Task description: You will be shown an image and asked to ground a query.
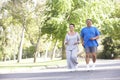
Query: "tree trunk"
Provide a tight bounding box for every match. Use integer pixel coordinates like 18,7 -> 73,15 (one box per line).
45,41 -> 51,59
44,35 -> 52,60
33,25 -> 41,63
62,39 -> 66,59
51,40 -> 58,60
3,54 -> 6,61
17,27 -> 25,63
34,37 -> 40,63
13,54 -> 16,60
34,52 -> 37,63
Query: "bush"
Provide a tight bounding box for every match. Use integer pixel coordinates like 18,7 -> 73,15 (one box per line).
22,46 -> 35,58
97,37 -> 118,59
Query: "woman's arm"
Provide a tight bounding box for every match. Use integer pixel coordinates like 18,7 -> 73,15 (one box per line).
74,32 -> 80,45
64,34 -> 68,45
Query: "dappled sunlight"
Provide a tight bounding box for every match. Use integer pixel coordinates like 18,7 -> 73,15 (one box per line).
0,0 -> 119,65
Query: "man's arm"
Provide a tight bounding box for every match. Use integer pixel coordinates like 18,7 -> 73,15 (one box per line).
90,36 -> 99,40
81,37 -> 84,46
90,27 -> 100,40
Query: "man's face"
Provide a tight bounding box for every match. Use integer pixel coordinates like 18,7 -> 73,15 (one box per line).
86,20 -> 92,27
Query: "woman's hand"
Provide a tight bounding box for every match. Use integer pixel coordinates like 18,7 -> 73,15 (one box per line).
74,42 -> 79,45
65,42 -> 68,45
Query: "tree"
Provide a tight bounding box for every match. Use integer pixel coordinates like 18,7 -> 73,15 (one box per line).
4,0 -> 38,62
0,0 -> 22,61
42,0 -> 74,59
24,0 -> 46,62
98,1 -> 120,59
0,0 -> 46,62
43,0 -> 116,59
101,1 -> 120,40
0,0 -> 119,61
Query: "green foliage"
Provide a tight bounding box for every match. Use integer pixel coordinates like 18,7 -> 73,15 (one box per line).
98,37 -> 118,59
23,46 -> 35,58
0,0 -> 43,61
68,9 -> 81,24
44,0 -> 116,40
0,0 -> 120,61
44,0 -> 73,41
101,18 -> 120,40
72,0 -> 86,9
46,0 -> 73,16
101,2 -> 120,40
43,0 -> 120,59
111,2 -> 120,18
42,15 -> 68,41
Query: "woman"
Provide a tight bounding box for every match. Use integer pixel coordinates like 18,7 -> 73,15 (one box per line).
64,24 -> 80,71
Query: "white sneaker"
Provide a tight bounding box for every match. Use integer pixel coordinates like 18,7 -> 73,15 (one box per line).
69,69 -> 76,72
86,64 -> 90,71
74,65 -> 78,71
75,64 -> 79,69
91,63 -> 96,70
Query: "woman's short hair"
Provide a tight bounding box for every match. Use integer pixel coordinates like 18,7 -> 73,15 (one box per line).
69,24 -> 75,27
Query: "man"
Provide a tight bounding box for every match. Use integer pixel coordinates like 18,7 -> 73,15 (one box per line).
80,19 -> 100,71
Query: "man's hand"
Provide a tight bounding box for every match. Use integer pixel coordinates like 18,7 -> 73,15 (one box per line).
90,37 -> 96,40
90,36 -> 99,40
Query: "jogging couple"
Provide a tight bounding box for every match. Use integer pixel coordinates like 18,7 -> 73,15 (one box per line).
64,19 -> 100,71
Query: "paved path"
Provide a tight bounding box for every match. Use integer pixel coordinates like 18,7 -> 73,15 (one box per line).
0,59 -> 120,80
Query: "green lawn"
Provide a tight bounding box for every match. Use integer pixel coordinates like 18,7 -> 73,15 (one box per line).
0,59 -> 67,68
0,58 -> 84,69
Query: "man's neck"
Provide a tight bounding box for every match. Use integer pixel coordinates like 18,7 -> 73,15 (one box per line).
87,25 -> 92,27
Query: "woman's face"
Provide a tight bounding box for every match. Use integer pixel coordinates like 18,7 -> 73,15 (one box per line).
69,25 -> 74,32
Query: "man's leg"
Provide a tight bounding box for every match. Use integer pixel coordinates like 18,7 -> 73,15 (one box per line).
86,54 -> 90,64
91,47 -> 97,70
85,47 -> 91,71
92,53 -> 96,63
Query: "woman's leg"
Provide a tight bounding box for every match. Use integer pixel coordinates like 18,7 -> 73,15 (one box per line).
71,48 -> 78,69
66,50 -> 72,69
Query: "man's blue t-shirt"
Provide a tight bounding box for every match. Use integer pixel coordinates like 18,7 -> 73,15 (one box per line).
80,26 -> 100,48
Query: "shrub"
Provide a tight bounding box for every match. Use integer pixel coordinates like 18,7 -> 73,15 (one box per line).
98,37 -> 118,59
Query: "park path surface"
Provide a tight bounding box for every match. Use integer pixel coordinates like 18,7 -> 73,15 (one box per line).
0,59 -> 120,80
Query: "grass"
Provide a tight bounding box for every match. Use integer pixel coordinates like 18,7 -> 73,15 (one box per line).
0,59 -> 67,68
0,60 -> 66,73
0,59 -> 68,73
0,58 -> 84,69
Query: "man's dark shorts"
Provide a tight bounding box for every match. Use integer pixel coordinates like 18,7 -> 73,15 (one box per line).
85,47 -> 97,53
